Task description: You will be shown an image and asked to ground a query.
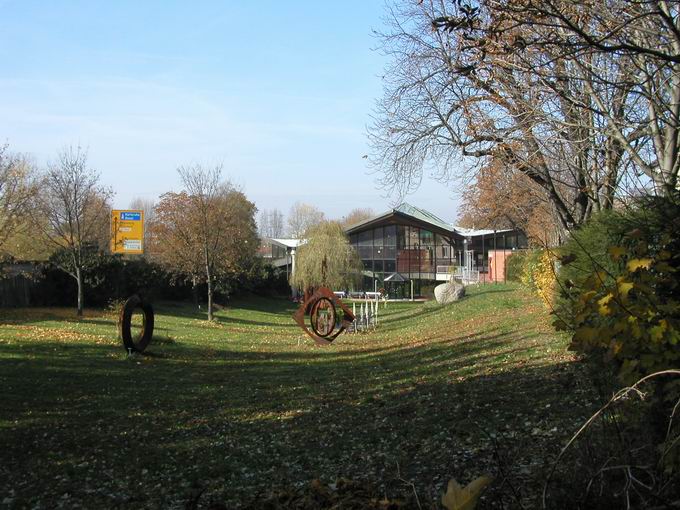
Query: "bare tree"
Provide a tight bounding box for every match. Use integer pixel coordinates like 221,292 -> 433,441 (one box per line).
179,164 -> 222,321
258,208 -> 285,238
341,208 -> 375,228
287,202 -> 325,238
0,146 -> 37,255
488,0 -> 680,196
128,196 -> 156,248
35,146 -> 112,316
370,0 -> 646,233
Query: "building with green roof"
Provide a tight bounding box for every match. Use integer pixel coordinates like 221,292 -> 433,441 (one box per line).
345,203 -> 527,298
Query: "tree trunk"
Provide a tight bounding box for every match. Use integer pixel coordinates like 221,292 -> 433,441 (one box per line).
192,276 -> 199,309
76,266 -> 84,317
206,265 -> 213,321
207,279 -> 213,321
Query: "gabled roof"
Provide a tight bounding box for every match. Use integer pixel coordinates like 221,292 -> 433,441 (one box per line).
343,202 -> 524,242
384,272 -> 409,282
345,202 -> 458,237
393,203 -> 453,232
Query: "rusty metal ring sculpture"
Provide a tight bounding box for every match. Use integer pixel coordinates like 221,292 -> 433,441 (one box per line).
119,294 -> 154,353
293,287 -> 355,345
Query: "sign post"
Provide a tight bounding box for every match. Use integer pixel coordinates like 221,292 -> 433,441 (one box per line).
111,210 -> 144,254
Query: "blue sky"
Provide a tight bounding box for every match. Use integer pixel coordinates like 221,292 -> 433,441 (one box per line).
0,1 -> 462,223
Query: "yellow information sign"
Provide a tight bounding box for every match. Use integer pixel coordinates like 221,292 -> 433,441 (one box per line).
111,210 -> 144,254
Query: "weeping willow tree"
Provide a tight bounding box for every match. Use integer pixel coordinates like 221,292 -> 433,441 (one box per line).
291,221 -> 361,292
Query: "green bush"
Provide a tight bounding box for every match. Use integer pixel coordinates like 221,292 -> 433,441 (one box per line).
554,196 -> 680,478
505,251 -> 528,282
519,249 -> 544,290
554,209 -> 623,320
420,284 -> 436,298
555,196 -> 680,386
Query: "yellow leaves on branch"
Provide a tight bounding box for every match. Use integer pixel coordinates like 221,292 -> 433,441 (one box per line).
519,249 -> 558,308
626,258 -> 654,272
533,251 -> 557,308
608,246 -> 626,261
441,475 -> 493,510
616,277 -> 634,301
597,293 -> 614,316
569,231 -> 680,383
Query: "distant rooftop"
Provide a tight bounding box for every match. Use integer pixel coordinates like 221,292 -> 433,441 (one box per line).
270,238 -> 305,249
453,226 -> 514,237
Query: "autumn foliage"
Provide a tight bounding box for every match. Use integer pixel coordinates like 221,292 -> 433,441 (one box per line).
458,159 -> 561,246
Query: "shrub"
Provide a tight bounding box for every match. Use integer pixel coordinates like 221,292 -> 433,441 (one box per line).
555,196 -> 680,387
507,249 -> 557,307
420,284 -> 436,298
531,250 -> 558,308
505,251 -> 527,282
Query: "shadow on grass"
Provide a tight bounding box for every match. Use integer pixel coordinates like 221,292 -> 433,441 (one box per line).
0,284 -> 591,508
213,316 -> 299,328
0,329 -> 591,509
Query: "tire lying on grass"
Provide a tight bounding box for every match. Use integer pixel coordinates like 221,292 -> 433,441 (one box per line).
119,294 -> 154,353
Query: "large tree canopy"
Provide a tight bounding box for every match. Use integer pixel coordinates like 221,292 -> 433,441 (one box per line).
370,0 -> 678,234
287,202 -> 325,239
34,146 -> 112,315
148,165 -> 258,320
0,146 -> 37,256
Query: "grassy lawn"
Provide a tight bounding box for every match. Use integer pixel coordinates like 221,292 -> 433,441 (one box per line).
0,284 -> 598,509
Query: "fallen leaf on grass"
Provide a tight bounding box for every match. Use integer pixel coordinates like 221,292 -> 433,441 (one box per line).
441,475 -> 492,510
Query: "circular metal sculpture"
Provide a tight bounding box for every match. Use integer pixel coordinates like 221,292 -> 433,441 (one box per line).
293,287 -> 355,345
119,294 -> 154,353
310,297 -> 336,337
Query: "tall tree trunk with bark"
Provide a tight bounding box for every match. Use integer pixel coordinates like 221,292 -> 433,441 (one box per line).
205,247 -> 213,321
76,266 -> 84,317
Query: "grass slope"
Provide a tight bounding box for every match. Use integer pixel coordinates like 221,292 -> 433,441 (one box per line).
0,284 -> 596,508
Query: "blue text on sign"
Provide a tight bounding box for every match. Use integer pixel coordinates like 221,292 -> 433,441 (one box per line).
121,212 -> 141,221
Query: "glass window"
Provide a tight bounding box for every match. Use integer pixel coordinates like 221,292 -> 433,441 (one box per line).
420,229 -> 434,246
421,247 -> 434,272
384,260 -> 396,272
383,246 -> 396,259
408,227 -> 419,249
349,234 -> 358,245
397,225 -> 407,249
358,230 -> 372,246
363,260 -> 373,271
407,248 -> 420,272
373,246 -> 385,259
517,232 -> 528,248
385,225 -> 396,246
358,246 -> 372,259
373,227 -> 384,246
374,260 -> 383,272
